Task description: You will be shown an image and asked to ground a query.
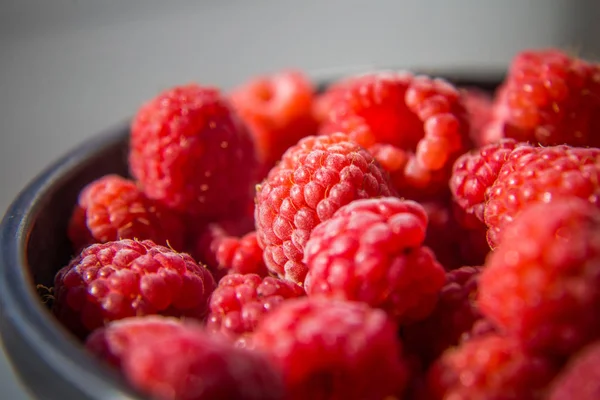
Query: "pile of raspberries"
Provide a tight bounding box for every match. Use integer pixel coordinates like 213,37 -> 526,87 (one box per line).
52,48 -> 600,400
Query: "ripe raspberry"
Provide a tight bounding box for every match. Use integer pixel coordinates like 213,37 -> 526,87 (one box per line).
252,297 -> 409,400
485,49 -> 600,147
207,273 -> 304,339
484,145 -> 600,248
548,341 -> 600,400
320,71 -> 471,197
402,266 -> 482,365
303,197 -> 446,323
462,87 -> 495,147
450,138 -> 521,221
67,175 -> 185,253
479,199 -> 600,355
427,335 -> 559,400
52,239 -> 216,337
86,316 -> 285,400
229,70 -> 317,173
255,133 -> 395,284
129,83 -> 258,218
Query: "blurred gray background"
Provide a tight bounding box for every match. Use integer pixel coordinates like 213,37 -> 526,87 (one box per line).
1,0 -> 599,398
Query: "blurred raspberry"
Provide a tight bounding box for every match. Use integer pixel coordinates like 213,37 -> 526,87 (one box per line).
53,239 -> 215,338
86,316 -> 284,400
252,297 -> 409,400
207,273 -> 304,339
548,341 -> 600,400
129,83 -> 258,219
485,48 -> 600,147
230,70 -> 317,175
303,197 -> 446,323
462,87 -> 495,147
255,133 -> 395,284
68,174 -> 185,253
479,199 -> 600,355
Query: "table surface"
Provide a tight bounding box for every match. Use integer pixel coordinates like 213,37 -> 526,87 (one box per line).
1,1 -> 599,398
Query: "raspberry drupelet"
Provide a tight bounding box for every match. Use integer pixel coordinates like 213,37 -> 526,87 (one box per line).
303,197 -> 446,323
320,71 -> 472,198
547,341 -> 600,400
254,133 -> 395,284
129,83 -> 259,219
252,297 -> 409,400
229,70 -> 318,175
68,174 -> 185,253
479,199 -> 600,356
485,48 -> 600,147
53,239 -> 216,338
427,334 -> 559,400
207,273 -> 305,339
86,316 -> 285,400
483,144 -> 600,248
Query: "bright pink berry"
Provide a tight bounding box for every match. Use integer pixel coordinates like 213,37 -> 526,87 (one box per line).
548,341 -> 600,400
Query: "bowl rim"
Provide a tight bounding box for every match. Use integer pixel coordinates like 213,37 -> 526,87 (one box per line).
0,66 -> 505,399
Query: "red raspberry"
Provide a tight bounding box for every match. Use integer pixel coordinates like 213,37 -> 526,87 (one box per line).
320,71 -> 471,197
484,145 -> 600,248
450,138 -> 522,221
230,70 -> 317,173
129,83 -> 258,218
485,49 -> 600,147
207,273 -> 304,339
479,199 -> 600,355
548,341 -> 600,400
303,197 -> 446,323
252,297 -> 409,400
52,239 -> 216,338
255,133 -> 395,284
86,316 -> 285,400
462,87 -> 495,147
402,266 -> 482,366
191,215 -> 255,266
67,175 -> 185,253
427,335 -> 559,400
214,232 -> 269,278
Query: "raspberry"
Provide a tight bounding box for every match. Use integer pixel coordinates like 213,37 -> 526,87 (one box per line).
427,335 -> 559,400
52,239 -> 216,337
214,232 -> 269,278
450,138 -> 521,221
479,199 -> 600,355
548,341 -> 600,400
255,133 -> 395,284
484,145 -> 600,248
402,266 -> 482,365
485,49 -> 600,147
67,175 -> 185,253
207,273 -> 304,339
303,197 -> 446,323
230,70 -> 317,173
252,297 -> 409,400
129,83 -> 258,218
86,316 -> 285,400
320,71 -> 471,197
462,87 -> 495,147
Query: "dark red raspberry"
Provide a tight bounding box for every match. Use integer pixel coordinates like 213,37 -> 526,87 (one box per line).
485,49 -> 600,147
450,138 -> 522,221
129,83 -> 258,219
462,87 -> 495,147
320,71 -> 471,197
484,145 -> 600,248
67,175 -> 185,253
252,297 -> 409,400
479,198 -> 600,355
427,335 -> 559,400
207,273 -> 304,339
86,316 -> 285,400
229,70 -> 317,173
548,341 -> 600,400
402,266 -> 482,366
255,133 -> 395,284
303,197 -> 446,323
53,239 -> 216,338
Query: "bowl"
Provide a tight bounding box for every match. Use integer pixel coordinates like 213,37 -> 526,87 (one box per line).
0,68 -> 503,400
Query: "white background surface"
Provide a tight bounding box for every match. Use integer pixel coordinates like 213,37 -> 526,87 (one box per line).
1,1 -> 599,398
